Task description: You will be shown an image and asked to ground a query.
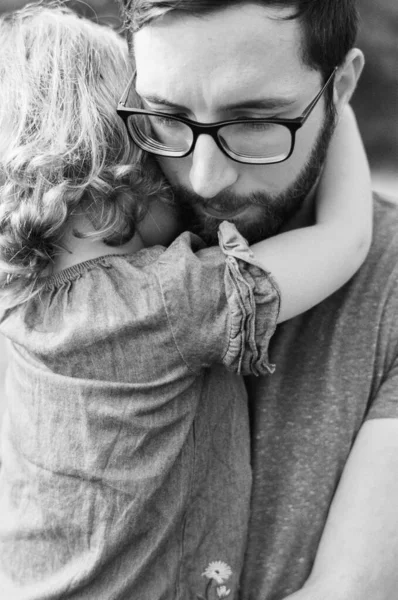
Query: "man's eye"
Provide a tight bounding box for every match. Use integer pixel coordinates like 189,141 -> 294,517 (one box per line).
242,121 -> 274,132
152,115 -> 184,128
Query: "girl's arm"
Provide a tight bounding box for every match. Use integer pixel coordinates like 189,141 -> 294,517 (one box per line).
250,105 -> 372,323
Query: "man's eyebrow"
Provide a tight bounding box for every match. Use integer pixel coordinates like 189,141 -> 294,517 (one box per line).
140,95 -> 186,109
223,97 -> 297,110
140,94 -> 297,111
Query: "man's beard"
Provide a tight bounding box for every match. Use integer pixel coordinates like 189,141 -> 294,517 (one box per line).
167,107 -> 336,245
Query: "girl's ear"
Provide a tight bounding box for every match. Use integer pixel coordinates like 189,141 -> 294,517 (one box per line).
333,48 -> 365,115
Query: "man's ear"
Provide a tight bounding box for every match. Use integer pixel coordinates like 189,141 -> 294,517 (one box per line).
333,48 -> 365,114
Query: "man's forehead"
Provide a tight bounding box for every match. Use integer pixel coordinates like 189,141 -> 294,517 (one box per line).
133,4 -> 301,61
133,4 -> 308,106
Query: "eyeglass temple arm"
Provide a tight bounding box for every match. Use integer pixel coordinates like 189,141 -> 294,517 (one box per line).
118,72 -> 137,108
300,66 -> 338,124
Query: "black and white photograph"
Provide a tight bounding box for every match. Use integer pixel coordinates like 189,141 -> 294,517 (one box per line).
0,1 -> 397,598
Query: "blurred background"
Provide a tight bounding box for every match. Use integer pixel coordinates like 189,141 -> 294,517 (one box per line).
0,0 -> 397,409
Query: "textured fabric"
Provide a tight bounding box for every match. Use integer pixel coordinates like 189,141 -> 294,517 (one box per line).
0,222 -> 280,600
240,195 -> 398,600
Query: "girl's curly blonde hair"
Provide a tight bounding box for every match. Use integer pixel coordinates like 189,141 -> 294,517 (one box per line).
0,1 -> 170,308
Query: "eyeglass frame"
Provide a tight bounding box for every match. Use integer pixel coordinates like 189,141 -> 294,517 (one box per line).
117,67 -> 337,165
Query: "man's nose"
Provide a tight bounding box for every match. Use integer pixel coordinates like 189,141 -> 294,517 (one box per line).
189,134 -> 238,198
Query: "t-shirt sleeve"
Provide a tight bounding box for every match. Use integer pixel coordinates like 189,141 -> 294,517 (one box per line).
365,271 -> 398,421
156,221 -> 280,376
367,360 -> 398,420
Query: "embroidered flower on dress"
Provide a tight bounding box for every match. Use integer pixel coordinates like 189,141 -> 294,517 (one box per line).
202,561 -> 232,585
217,585 -> 231,598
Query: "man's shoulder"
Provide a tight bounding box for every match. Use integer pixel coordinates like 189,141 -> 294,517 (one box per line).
337,192 -> 398,316
372,192 -> 398,250
367,192 -> 398,268
302,192 -> 398,329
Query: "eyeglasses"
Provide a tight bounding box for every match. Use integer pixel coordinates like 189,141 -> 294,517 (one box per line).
117,68 -> 337,165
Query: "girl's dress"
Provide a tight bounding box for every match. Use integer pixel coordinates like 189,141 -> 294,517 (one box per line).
0,222 -> 279,600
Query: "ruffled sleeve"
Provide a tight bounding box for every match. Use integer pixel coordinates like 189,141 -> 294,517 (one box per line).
156,221 -> 280,376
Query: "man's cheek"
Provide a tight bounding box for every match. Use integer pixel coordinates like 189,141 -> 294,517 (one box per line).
157,156 -> 188,187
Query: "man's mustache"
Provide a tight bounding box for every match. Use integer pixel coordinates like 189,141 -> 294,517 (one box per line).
171,187 -> 280,211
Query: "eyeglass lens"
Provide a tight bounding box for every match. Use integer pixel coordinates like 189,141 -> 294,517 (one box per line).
127,114 -> 292,161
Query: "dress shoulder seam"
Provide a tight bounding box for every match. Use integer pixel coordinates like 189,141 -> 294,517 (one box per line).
42,254 -> 131,289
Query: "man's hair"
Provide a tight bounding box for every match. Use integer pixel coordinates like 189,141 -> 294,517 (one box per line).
117,0 -> 359,78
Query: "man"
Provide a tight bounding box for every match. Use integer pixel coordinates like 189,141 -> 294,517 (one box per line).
116,1 -> 398,599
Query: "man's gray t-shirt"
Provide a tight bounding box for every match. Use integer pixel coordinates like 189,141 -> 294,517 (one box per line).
241,195 -> 398,600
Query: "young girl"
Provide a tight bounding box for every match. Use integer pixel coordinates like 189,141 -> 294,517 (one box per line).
0,3 -> 372,599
